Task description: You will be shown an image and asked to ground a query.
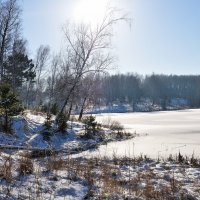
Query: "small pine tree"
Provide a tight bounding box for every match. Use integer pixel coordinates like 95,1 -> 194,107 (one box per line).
50,103 -> 58,115
82,115 -> 101,138
56,112 -> 67,133
40,103 -> 48,113
178,151 -> 184,163
44,112 -> 52,130
42,112 -> 52,140
0,83 -> 23,133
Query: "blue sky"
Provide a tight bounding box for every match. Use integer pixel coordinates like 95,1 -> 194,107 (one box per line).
21,0 -> 200,75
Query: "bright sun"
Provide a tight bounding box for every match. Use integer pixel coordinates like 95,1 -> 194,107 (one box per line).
72,0 -> 109,25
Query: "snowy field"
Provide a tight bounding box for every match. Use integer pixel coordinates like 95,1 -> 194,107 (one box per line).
1,110 -> 200,199
93,109 -> 200,159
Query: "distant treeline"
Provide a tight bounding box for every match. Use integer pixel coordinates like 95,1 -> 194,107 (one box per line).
1,0 -> 199,120
102,74 -> 200,109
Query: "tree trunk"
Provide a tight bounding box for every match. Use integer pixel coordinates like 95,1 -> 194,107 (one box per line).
0,45 -> 5,81
78,97 -> 87,121
5,109 -> 8,133
58,81 -> 78,118
67,100 -> 73,120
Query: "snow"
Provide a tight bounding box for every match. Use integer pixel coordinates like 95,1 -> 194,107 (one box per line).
0,111 -> 97,152
1,109 -> 200,160
84,98 -> 189,114
1,151 -> 200,199
0,110 -> 200,199
0,110 -> 131,158
94,109 -> 200,159
0,158 -> 88,199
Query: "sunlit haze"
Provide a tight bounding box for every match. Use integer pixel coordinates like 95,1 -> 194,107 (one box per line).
72,0 -> 109,25
21,0 -> 200,75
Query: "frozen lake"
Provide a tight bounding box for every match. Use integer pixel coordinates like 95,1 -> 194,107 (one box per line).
92,109 -> 200,159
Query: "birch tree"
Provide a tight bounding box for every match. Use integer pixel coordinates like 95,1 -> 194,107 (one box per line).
58,8 -> 129,116
0,0 -> 21,80
34,45 -> 50,106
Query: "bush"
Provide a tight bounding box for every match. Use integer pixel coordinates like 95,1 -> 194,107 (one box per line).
0,156 -> 13,182
102,118 -> 129,139
56,112 -> 67,133
82,116 -> 101,138
0,83 -> 23,133
44,112 -> 52,130
40,112 -> 53,140
50,103 -> 59,115
18,157 -> 34,175
40,103 -> 48,113
178,152 -> 184,163
190,154 -> 199,167
47,155 -> 65,171
110,120 -> 124,133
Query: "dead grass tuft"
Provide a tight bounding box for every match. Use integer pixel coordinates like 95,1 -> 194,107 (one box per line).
0,156 -> 13,182
47,154 -> 66,171
18,156 -> 34,175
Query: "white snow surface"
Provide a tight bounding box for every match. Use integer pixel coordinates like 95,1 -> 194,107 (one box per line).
0,110 -> 200,199
1,109 -> 200,159
0,111 -> 89,151
1,154 -> 200,199
93,109 -> 200,159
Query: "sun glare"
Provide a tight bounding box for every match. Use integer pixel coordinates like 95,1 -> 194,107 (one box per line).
73,0 -> 109,25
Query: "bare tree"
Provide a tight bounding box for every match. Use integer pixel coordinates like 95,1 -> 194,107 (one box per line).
34,45 -> 50,107
77,73 -> 102,121
0,0 -> 21,80
58,8 -> 129,116
12,38 -> 27,55
46,54 -> 60,109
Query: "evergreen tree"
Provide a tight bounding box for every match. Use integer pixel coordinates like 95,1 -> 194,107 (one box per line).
44,112 -> 52,131
0,83 -> 23,133
4,52 -> 35,90
56,112 -> 67,133
50,103 -> 59,115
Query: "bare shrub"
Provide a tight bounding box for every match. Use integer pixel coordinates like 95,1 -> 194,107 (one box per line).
69,115 -> 78,122
190,154 -> 200,167
0,156 -> 13,182
47,154 -> 65,171
110,120 -> 124,132
18,157 -> 34,175
102,118 -> 132,139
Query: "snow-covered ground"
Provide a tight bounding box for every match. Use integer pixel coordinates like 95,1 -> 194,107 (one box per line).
1,154 -> 200,199
0,111 -> 111,152
0,110 -> 133,159
93,109 -> 200,159
1,110 -> 200,199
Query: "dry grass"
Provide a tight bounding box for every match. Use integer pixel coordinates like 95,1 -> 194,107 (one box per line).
18,156 -> 34,175
0,156 -> 13,182
46,154 -> 66,171
0,153 -> 199,199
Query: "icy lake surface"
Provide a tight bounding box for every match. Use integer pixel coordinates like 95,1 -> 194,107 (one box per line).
93,109 -> 200,159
